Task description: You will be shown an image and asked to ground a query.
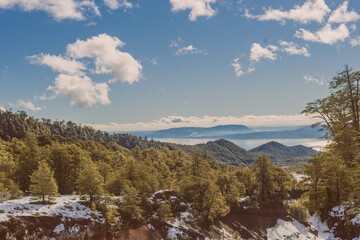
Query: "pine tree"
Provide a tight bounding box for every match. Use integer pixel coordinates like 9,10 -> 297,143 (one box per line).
77,159 -> 104,205
29,161 -> 58,203
252,155 -> 275,202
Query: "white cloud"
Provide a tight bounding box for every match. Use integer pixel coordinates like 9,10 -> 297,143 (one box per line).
350,36 -> 360,47
88,114 -> 315,131
328,1 -> 360,24
295,24 -> 350,45
245,0 -> 330,24
104,0 -> 132,10
29,34 -> 141,108
176,45 -> 207,56
27,54 -> 85,75
67,34 -> 142,84
250,43 -> 278,62
0,105 -> 5,112
170,0 -> 217,21
304,75 -> 326,85
170,38 -> 208,56
231,57 -> 254,78
279,41 -> 310,57
15,100 -> 43,111
48,74 -> 110,108
0,0 -> 100,21
231,58 -> 244,77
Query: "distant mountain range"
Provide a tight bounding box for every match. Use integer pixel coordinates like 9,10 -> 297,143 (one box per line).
145,124 -> 324,140
195,139 -> 317,166
149,125 -> 251,138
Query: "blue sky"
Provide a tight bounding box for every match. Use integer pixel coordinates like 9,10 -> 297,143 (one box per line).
0,0 -> 359,130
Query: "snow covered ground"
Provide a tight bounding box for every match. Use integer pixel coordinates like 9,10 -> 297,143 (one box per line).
0,195 -> 102,222
267,216 -> 340,240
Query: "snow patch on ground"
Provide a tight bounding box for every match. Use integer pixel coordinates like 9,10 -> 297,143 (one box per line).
351,214 -> 360,225
53,223 -> 65,234
308,215 -> 339,240
0,195 -> 102,222
330,206 -> 346,220
267,219 -> 319,240
293,173 -> 306,182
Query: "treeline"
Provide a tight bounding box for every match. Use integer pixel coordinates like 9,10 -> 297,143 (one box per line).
0,110 -> 172,150
302,65 -> 360,213
0,114 -> 298,225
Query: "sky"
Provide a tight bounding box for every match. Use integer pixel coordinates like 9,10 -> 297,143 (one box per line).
0,0 -> 360,131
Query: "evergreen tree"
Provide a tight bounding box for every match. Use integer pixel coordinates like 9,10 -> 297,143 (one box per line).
77,159 -> 104,205
29,161 -> 58,203
252,155 -> 275,202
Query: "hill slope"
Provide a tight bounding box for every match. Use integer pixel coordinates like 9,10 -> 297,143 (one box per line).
250,141 -> 317,164
196,139 -> 257,166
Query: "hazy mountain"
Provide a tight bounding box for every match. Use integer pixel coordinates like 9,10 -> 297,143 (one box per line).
149,125 -> 252,138
226,126 -> 324,139
196,139 -> 257,166
147,125 -> 324,140
250,141 -> 317,164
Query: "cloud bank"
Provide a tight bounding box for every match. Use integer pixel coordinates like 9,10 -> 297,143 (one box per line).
89,114 -> 315,131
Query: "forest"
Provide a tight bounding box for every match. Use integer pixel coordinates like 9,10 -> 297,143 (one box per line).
0,66 -> 360,238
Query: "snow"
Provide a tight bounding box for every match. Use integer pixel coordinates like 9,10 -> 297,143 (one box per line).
308,215 -> 339,240
0,195 -> 103,222
267,219 -> 319,240
53,224 -> 65,234
166,210 -> 194,239
351,214 -> 360,225
330,206 -> 346,220
148,224 -> 155,230
293,173 -> 306,182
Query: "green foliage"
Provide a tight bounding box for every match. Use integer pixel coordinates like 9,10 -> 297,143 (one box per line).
29,161 -> 58,203
251,155 -> 294,203
285,199 -> 310,222
119,184 -> 144,221
303,65 -> 360,213
157,202 -> 174,222
77,158 -> 104,205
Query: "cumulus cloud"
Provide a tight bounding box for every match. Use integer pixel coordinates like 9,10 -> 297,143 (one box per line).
67,34 -> 142,84
245,0 -> 330,24
104,0 -> 132,10
29,34 -> 141,108
295,23 -> 350,45
350,36 -> 360,47
279,41 -> 310,57
15,100 -> 43,111
250,43 -> 278,62
27,54 -> 85,75
328,1 -> 360,24
0,0 -> 100,21
170,0 -> 217,21
0,105 -> 5,112
88,114 -> 315,131
304,75 -> 326,85
48,74 -> 110,108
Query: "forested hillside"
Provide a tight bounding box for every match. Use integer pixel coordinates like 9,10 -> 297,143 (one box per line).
0,109 -> 298,218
